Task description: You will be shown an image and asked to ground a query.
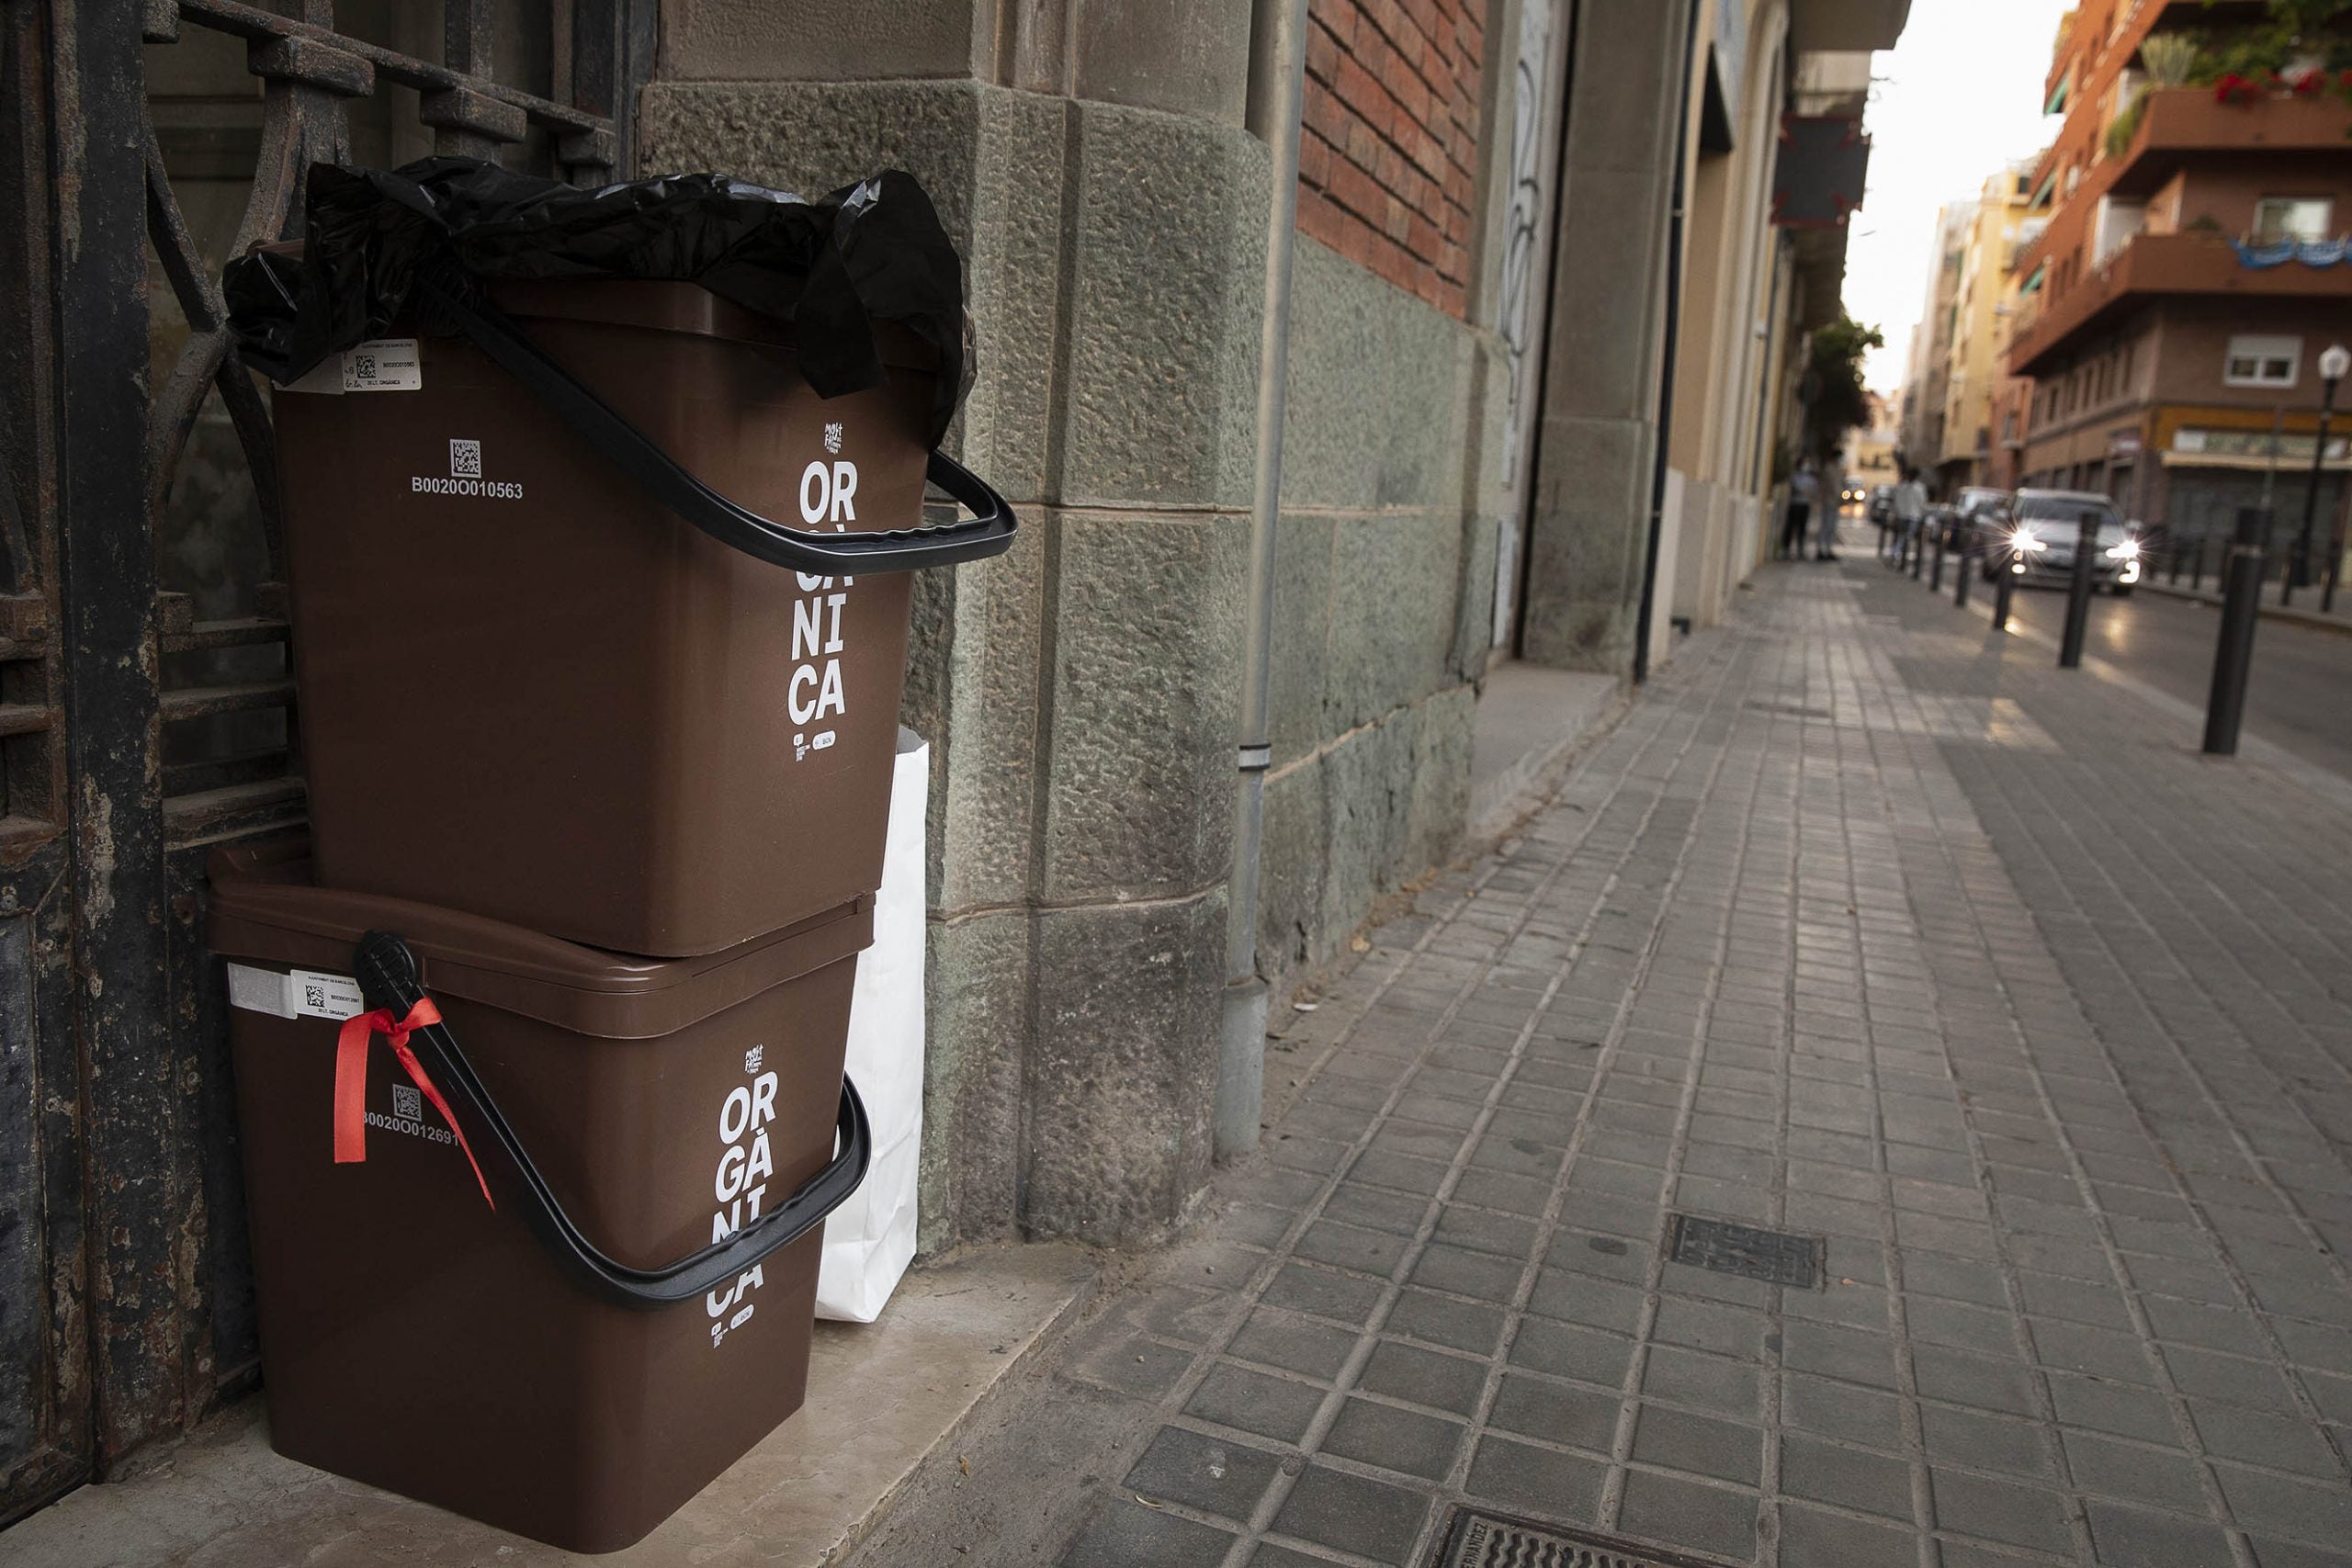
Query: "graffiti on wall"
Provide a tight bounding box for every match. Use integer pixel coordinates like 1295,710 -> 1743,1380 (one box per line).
1498,0 -> 1556,483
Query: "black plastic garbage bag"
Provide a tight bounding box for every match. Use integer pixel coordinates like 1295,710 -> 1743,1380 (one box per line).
224,156 -> 967,442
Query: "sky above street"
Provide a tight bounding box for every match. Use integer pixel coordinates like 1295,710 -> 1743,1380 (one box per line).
1846,0 -> 2075,394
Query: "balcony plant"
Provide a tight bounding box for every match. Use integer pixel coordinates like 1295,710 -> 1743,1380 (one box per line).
2142,32 -> 2199,86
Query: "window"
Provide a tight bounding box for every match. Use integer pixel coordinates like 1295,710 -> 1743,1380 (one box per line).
2225,334 -> 2301,388
2253,198 -> 2333,243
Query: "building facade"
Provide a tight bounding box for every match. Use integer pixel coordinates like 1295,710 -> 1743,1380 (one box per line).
1935,162 -> 2039,491
2005,0 -> 2352,561
0,0 -> 1905,1519
1896,200 -> 1975,481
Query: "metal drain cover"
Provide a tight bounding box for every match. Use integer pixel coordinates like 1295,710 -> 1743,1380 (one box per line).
1668,1213 -> 1823,1289
1436,1508 -> 1739,1567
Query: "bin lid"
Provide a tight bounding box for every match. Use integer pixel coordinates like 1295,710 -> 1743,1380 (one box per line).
206,839 -> 874,1041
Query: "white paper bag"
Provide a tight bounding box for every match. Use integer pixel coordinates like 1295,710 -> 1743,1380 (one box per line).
815,728 -> 927,1322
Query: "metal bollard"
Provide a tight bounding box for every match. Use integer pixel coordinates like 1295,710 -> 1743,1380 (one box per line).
1954,536 -> 1973,608
1910,523 -> 1926,580
2203,507 -> 2271,755
2169,541 -> 2183,585
1930,521 -> 1947,591
2058,509 -> 2098,668
1993,549 -> 2016,630
2190,537 -> 2206,592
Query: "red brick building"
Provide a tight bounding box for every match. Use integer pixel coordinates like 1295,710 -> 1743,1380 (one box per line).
2006,0 -> 2352,574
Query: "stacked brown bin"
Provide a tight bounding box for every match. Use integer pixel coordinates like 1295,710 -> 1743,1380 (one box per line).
209,272 -> 1012,1551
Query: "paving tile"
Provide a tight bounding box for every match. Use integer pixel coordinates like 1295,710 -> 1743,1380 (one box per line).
1781,1431 -> 1914,1520
2061,1429 -> 2207,1509
2164,1346 -> 2301,1412
1525,1269 -> 1645,1335
1356,1340 -> 1488,1417
1781,1502 -> 1922,1567
1184,1362 -> 1329,1445
1320,1397 -> 1465,1483
1929,1470 -> 2074,1556
1059,1495 -> 1238,1567
2213,1462 -> 2352,1547
1228,1308 -> 1360,1382
1124,1425 -> 1284,1521
1616,1468 -> 1757,1562
1269,1464 -> 1431,1567
1509,1318 -> 1636,1389
1065,1331 -> 1200,1401
1409,1243 -> 1524,1303
1320,1182 -> 1433,1236
1430,1204 -> 1541,1259
1628,1404 -> 1763,1485
1639,1345 -> 1762,1421
1463,1435 -> 1606,1523
1919,1404 -> 2057,1480
1486,1371 -> 1618,1451
2189,1401 -> 2344,1477
2085,1500 -> 2236,1568
1384,1287 -> 1507,1356
1292,1219 -> 1409,1279
1782,1370 -> 1907,1450
2046,1371 -> 2181,1443
1261,1262 -> 1387,1326
1781,1320 -> 1902,1392
1912,1345 -> 2039,1419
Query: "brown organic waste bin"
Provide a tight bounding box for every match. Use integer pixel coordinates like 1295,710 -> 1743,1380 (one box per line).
271,276 -> 1012,955
208,840 -> 874,1552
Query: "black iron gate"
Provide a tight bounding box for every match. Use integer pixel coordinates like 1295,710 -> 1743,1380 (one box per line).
0,0 -> 650,1522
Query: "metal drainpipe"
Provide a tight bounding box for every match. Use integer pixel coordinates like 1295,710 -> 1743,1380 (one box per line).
1216,0 -> 1309,1162
1632,0 -> 1702,685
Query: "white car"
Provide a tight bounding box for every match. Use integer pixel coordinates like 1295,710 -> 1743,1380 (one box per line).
1992,489 -> 2143,595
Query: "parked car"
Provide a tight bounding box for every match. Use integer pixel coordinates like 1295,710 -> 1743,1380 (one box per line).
1951,487 -> 2014,557
1987,489 -> 2142,594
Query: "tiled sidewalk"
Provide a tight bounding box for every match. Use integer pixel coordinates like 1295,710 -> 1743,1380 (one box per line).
855,558 -> 2352,1568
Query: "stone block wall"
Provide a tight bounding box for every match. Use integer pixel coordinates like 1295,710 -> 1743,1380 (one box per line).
640,0 -> 1521,1256
641,75 -> 1267,1252
1254,236 -> 1495,1002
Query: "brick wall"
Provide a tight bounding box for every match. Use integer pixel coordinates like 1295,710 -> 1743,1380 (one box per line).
1298,0 -> 1485,319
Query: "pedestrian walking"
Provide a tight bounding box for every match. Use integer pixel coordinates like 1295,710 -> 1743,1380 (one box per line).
1892,468 -> 1928,566
1781,462 -> 1817,559
1816,461 -> 1844,560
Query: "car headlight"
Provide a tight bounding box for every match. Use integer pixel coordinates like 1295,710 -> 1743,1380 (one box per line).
2011,527 -> 2045,552
2105,538 -> 2141,559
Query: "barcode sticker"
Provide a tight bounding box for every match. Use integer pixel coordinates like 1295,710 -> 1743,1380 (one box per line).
285,969 -> 367,1021
340,339 -> 422,392
278,339 -> 424,395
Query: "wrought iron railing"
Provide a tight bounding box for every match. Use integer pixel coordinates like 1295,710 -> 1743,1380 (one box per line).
138,0 -> 644,849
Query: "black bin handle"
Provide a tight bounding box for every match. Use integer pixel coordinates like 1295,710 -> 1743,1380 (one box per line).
354,930 -> 870,1311
414,276 -> 1018,576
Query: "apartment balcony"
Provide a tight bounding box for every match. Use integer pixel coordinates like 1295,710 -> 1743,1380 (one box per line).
2107,87 -> 2352,197
2006,229 -> 2352,374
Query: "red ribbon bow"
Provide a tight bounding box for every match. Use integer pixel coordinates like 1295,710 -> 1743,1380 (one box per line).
334,997 -> 495,1209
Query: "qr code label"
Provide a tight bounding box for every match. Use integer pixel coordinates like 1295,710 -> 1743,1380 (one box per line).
340,338 -> 422,392
448,438 -> 482,479
286,969 -> 366,1021
390,1084 -> 423,1122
